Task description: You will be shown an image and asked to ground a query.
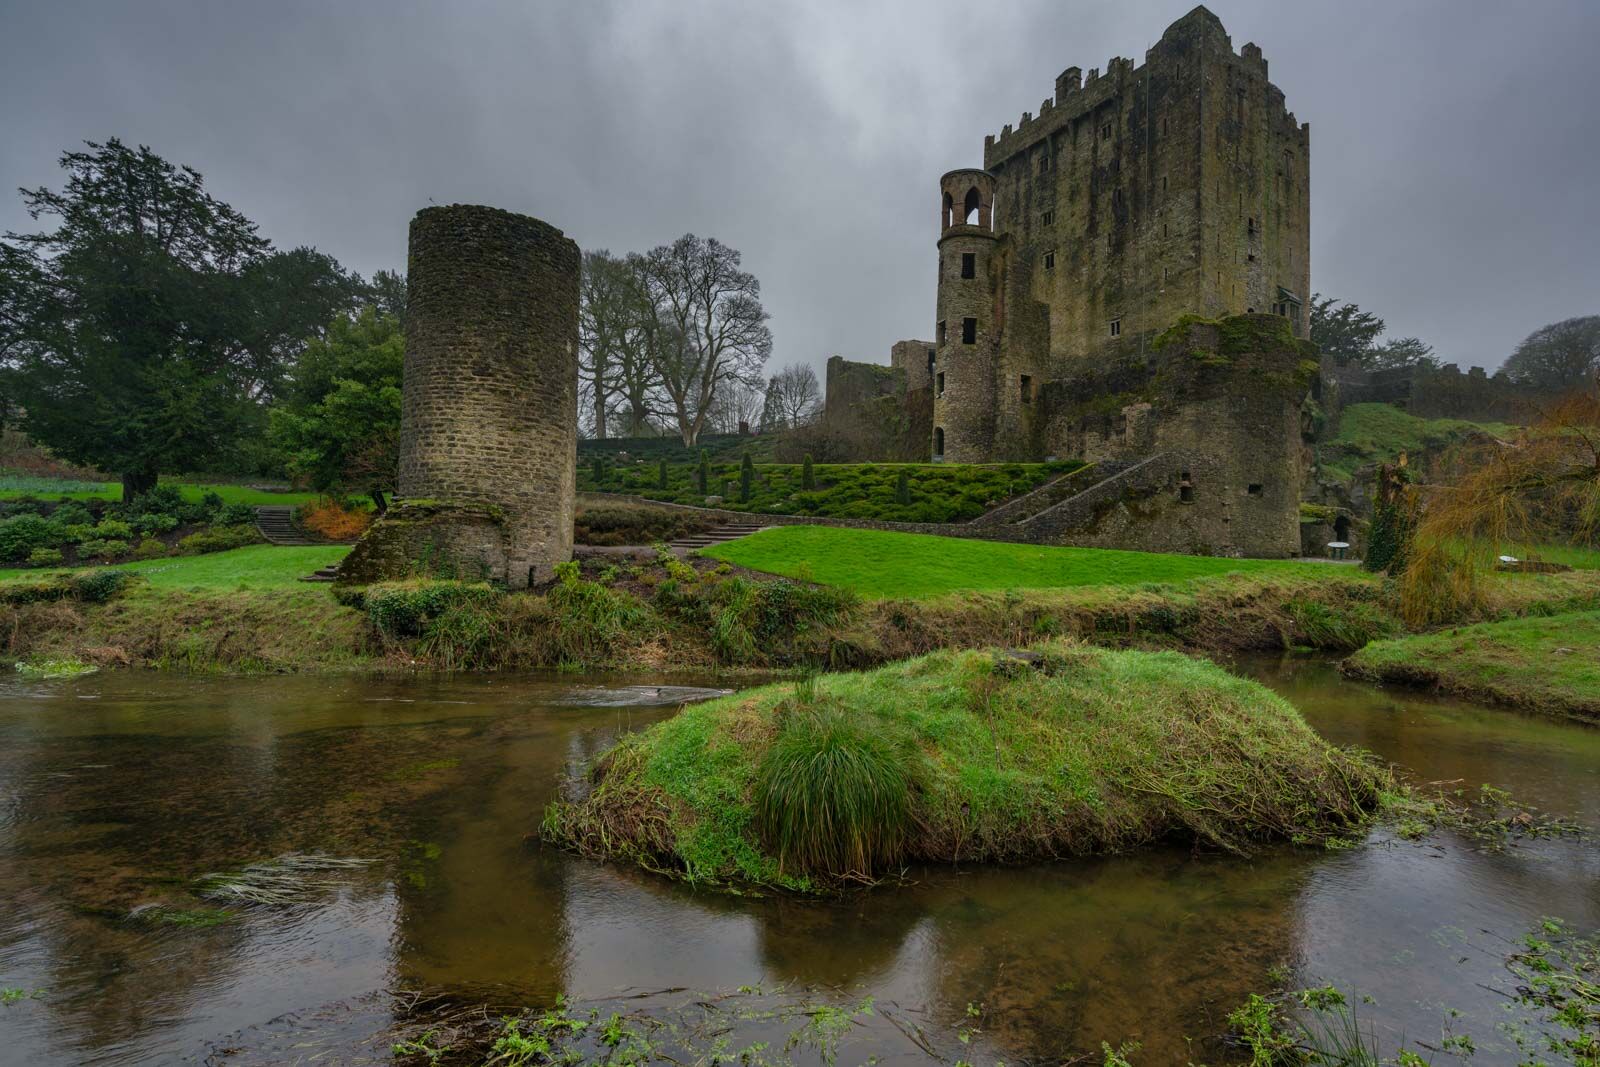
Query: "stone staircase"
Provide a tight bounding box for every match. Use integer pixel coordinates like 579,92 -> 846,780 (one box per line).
253,505 -> 317,546
667,521 -> 767,554
299,562 -> 342,583
971,463 -> 1122,527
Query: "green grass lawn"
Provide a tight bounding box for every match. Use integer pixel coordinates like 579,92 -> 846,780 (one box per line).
702,525 -> 1328,599
1345,610 -> 1600,722
0,475 -> 317,507
0,544 -> 349,591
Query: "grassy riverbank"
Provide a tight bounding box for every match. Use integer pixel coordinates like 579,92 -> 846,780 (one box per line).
702,526 -> 1329,598
1344,610 -> 1600,723
3,539 -> 1598,674
542,643 -> 1388,890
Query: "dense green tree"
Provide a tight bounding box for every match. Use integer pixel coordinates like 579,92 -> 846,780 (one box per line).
267,307 -> 401,510
0,139 -> 360,497
1309,294 -> 1386,368
1501,315 -> 1600,392
367,269 -> 408,327
1367,336 -> 1438,373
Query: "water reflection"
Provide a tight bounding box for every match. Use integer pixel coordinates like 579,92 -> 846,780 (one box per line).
0,660 -> 1595,1065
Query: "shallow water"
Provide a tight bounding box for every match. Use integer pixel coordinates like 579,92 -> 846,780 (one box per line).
0,658 -> 1595,1065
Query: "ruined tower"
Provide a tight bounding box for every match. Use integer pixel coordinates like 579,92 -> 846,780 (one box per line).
340,204 -> 580,589
930,5 -> 1311,463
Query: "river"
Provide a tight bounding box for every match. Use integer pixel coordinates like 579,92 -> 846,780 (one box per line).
0,657 -> 1595,1065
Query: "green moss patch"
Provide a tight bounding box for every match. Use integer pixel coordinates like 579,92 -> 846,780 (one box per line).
1344,610 -> 1600,723
543,643 -> 1387,890
1318,403 -> 1515,484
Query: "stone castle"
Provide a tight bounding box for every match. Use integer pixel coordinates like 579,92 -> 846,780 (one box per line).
822,7 -> 1318,556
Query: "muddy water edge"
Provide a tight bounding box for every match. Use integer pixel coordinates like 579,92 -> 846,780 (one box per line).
0,657 -> 1595,1065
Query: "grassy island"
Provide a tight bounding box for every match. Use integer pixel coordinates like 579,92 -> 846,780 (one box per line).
542,642 -> 1388,891
1344,610 -> 1600,723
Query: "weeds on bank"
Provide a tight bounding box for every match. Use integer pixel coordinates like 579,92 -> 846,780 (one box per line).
1384,782 -> 1586,851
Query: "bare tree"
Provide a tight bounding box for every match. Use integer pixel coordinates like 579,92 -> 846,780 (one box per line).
579,249 -> 631,439
763,362 -> 821,429
635,234 -> 772,446
706,375 -> 766,435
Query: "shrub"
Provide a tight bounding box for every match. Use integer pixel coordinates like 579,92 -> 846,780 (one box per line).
92,518 -> 134,541
657,457 -> 669,491
802,454 -> 815,491
175,524 -> 262,556
740,454 -> 755,503
573,505 -> 713,546
754,705 -> 910,877
133,537 -> 168,560
218,502 -> 257,526
298,497 -> 372,540
697,450 -> 710,494
49,501 -> 95,527
72,568 -> 138,602
133,512 -> 179,535
27,547 -> 65,566
894,468 -> 911,506
0,514 -> 60,561
545,560 -> 651,664
364,579 -> 501,639
81,538 -> 129,560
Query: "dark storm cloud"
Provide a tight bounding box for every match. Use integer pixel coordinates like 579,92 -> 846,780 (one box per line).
3,0 -> 1598,374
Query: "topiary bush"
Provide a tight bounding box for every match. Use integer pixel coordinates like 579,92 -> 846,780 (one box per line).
175,524 -> 263,556
133,537 -> 168,560
27,547 -> 64,566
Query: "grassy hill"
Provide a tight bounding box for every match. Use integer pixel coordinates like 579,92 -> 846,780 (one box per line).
1318,403 -> 1516,483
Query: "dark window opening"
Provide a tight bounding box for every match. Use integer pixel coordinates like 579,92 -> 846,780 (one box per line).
961,252 -> 975,279
1163,222 -> 1169,237
1109,318 -> 1122,337
934,427 -> 945,457
963,187 -> 981,225
961,317 -> 977,344
1038,153 -> 1049,174
1100,122 -> 1112,140
1248,216 -> 1259,235
1334,515 -> 1351,541
1163,266 -> 1169,283
1161,175 -> 1168,193
1042,209 -> 1054,226
1043,250 -> 1055,270
942,191 -> 954,229
926,348 -> 936,378
1247,306 -> 1255,313
936,372 -> 945,396
936,320 -> 947,345
1179,471 -> 1194,504
1020,374 -> 1033,404
1247,483 -> 1263,497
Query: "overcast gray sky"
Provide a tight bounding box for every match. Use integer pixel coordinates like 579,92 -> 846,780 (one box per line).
3,0 -> 1597,378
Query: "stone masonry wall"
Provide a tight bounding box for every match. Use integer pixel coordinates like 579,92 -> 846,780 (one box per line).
342,204 -> 580,588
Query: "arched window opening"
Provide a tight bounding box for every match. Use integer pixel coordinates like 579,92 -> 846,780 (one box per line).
964,187 -> 981,225
1334,515 -> 1350,541
942,191 -> 954,229
934,427 -> 946,458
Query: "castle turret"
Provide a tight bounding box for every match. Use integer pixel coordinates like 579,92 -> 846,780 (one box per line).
932,169 -> 1000,462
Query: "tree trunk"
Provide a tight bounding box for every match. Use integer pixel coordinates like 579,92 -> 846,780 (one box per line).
121,467 -> 157,503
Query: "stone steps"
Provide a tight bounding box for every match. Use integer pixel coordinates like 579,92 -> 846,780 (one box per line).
667,523 -> 766,553
298,563 -> 343,583
253,505 -> 316,546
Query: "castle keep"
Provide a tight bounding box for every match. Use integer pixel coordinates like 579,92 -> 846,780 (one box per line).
933,5 -> 1310,464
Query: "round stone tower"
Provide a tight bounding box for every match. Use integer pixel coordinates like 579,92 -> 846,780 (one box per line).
932,169 -> 1000,463
341,204 -> 580,590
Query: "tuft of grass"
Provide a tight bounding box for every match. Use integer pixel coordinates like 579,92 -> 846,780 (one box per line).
754,705 -> 910,878
703,526 -> 1328,599
13,653 -> 97,677
195,853 -> 374,907
545,642 -> 1388,889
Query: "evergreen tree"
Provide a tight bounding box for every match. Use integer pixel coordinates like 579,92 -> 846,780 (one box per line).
802,453 -> 816,491
657,457 -> 669,491
740,453 -> 754,503
895,468 -> 911,506
697,449 -> 710,494
1,139 -> 359,498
